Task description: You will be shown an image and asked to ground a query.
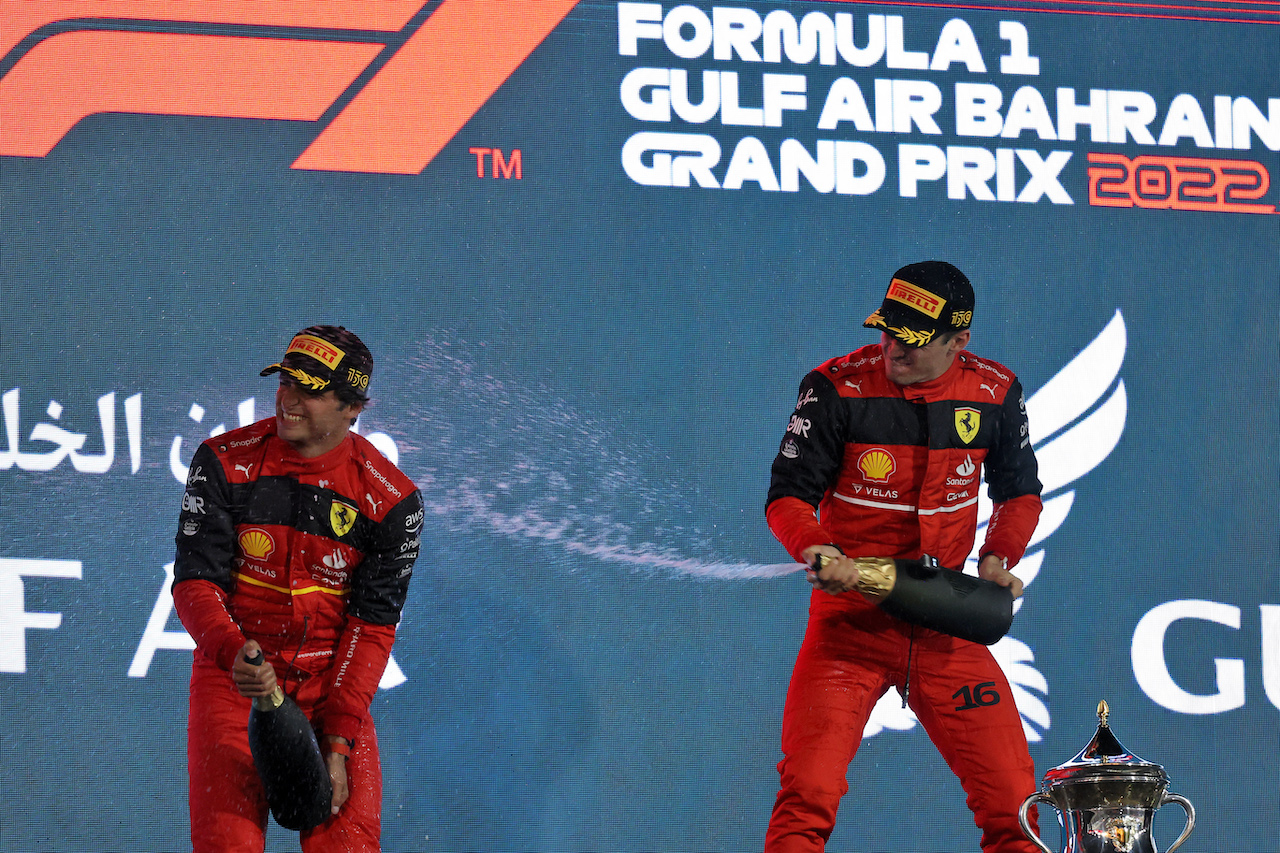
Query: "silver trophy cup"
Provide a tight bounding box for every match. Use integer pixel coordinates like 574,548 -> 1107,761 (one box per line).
1020,701 -> 1194,853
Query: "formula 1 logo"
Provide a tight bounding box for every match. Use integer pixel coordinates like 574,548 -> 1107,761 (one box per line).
0,1 -> 581,174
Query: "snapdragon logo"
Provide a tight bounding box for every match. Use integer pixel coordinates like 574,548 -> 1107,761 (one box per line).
364,459 -> 404,499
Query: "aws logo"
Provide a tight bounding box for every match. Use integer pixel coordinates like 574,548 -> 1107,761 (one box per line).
0,0 -> 580,174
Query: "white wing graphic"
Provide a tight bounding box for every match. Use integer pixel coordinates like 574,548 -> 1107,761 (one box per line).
862,310 -> 1127,741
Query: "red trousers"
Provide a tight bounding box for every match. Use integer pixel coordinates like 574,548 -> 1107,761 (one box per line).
765,592 -> 1040,853
187,654 -> 383,853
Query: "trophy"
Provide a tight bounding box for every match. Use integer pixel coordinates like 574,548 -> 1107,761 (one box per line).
1019,701 -> 1194,853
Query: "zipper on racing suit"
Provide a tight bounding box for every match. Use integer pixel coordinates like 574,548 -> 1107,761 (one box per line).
281,615 -> 310,696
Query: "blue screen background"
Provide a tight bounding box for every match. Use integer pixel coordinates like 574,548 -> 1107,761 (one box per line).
2,2 -> 1277,850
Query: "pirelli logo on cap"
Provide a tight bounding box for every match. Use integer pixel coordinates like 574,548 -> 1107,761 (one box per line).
887,279 -> 944,319
286,334 -> 345,369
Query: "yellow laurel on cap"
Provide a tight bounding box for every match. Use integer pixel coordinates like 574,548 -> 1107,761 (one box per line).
282,366 -> 330,391
286,333 -> 345,369
891,326 -> 935,347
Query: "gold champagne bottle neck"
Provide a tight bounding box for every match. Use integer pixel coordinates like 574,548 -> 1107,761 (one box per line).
253,688 -> 286,712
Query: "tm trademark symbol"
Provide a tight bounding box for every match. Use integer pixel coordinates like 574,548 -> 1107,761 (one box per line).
468,147 -> 522,179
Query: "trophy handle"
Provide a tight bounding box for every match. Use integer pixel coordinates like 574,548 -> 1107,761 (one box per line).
1162,792 -> 1195,853
1018,792 -> 1055,853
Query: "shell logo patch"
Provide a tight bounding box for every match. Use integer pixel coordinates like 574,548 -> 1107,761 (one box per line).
330,500 -> 358,537
858,448 -> 896,483
955,408 -> 981,444
238,528 -> 276,559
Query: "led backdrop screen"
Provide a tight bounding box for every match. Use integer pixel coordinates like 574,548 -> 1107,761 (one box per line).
2,2 -> 1277,851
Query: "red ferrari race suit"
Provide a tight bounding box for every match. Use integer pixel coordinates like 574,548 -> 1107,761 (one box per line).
764,344 -> 1043,853
173,418 -> 422,853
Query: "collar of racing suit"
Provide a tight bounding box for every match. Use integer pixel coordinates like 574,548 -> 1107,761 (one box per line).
891,350 -> 967,403
266,425 -> 355,476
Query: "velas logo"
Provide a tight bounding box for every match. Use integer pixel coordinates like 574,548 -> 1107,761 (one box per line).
287,334 -> 344,370
0,0 -> 581,174
887,279 -> 945,318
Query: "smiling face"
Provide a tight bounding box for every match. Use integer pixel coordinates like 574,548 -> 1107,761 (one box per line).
274,377 -> 363,458
880,330 -> 970,386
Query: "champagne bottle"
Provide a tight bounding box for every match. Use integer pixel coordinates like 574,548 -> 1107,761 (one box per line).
811,555 -> 1014,645
244,650 -> 333,831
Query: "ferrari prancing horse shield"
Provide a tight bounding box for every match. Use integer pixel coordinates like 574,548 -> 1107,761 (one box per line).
955,407 -> 981,444
330,500 -> 358,537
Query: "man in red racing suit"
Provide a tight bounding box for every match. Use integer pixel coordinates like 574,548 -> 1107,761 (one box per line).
173,325 -> 422,853
764,263 -> 1043,852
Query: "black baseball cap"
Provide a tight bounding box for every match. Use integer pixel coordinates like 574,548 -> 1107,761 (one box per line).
863,261 -> 975,348
260,325 -> 373,400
